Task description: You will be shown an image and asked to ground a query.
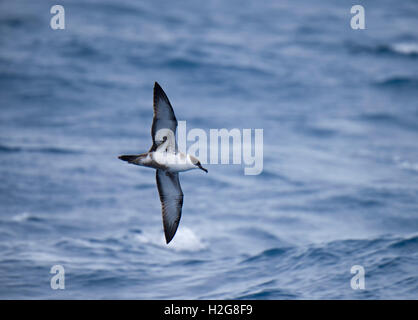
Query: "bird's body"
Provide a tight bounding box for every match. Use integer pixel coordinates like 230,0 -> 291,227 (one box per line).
119,82 -> 207,244
122,150 -> 200,172
146,151 -> 198,172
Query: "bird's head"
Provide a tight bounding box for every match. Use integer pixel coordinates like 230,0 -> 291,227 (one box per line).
190,156 -> 208,173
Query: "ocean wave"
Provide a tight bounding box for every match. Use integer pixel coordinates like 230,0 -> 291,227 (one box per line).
374,76 -> 418,88
356,112 -> 418,132
0,144 -> 82,154
347,42 -> 418,58
11,212 -> 43,223
388,235 -> 418,252
234,234 -> 418,298
236,288 -> 298,299
241,247 -> 291,264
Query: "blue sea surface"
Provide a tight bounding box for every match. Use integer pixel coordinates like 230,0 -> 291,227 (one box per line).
0,0 -> 418,299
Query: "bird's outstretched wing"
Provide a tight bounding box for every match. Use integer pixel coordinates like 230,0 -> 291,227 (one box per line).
156,169 -> 183,243
150,82 -> 177,152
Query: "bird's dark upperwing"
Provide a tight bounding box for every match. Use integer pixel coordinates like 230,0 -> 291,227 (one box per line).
156,169 -> 183,244
150,82 -> 178,152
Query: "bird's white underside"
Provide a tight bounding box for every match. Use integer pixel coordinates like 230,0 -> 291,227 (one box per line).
143,151 -> 196,172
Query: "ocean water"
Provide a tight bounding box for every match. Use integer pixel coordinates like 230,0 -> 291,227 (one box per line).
0,0 -> 417,299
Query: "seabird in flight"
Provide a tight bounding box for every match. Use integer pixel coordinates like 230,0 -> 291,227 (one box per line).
119,82 -> 207,244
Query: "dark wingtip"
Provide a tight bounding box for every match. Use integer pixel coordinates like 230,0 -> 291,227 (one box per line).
153,81 -> 175,120
163,222 -> 179,244
154,81 -> 163,94
165,230 -> 175,244
154,82 -> 166,98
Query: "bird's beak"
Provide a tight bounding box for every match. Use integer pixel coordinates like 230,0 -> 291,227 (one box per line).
198,164 -> 208,173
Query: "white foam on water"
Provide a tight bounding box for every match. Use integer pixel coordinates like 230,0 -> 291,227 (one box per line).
392,43 -> 418,55
11,212 -> 31,222
398,160 -> 418,172
166,226 -> 207,252
134,226 -> 206,252
394,155 -> 418,172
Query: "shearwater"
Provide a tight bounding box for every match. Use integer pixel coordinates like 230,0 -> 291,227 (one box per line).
119,82 -> 208,244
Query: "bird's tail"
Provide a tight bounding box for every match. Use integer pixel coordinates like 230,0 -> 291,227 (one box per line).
118,155 -> 138,162
118,154 -> 146,164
